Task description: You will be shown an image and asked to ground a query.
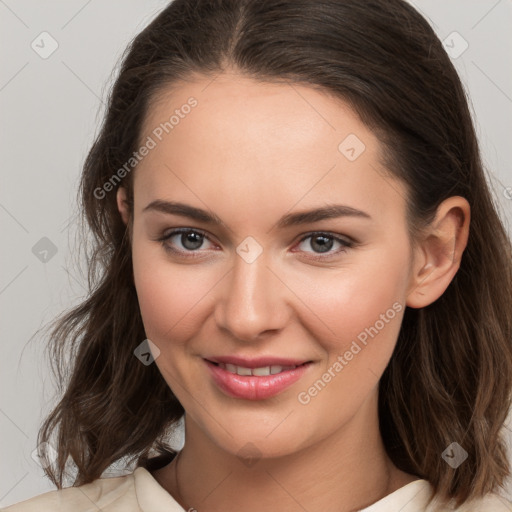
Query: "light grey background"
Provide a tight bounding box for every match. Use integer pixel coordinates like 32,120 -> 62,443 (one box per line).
1,0 -> 511,507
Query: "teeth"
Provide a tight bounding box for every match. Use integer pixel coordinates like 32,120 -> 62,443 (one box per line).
236,366 -> 252,376
253,366 -> 271,376
225,363 -> 237,374
217,363 -> 299,376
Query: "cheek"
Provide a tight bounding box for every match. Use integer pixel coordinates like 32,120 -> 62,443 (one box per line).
294,254 -> 407,348
292,262 -> 407,415
131,239 -> 215,345
287,248 -> 410,404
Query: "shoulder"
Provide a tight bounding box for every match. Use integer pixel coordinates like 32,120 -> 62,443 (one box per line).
427,491 -> 512,512
456,493 -> 512,512
361,478 -> 512,512
0,471 -> 139,512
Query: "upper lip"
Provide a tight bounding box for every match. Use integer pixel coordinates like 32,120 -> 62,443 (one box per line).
205,355 -> 311,368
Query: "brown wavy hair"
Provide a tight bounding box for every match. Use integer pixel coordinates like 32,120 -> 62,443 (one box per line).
35,0 -> 512,508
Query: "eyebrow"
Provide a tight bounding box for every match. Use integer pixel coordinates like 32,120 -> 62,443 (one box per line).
142,200 -> 372,230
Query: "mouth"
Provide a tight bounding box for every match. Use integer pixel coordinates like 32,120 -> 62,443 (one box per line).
203,358 -> 314,400
207,360 -> 310,376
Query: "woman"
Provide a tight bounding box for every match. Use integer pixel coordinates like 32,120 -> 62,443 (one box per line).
4,0 -> 512,510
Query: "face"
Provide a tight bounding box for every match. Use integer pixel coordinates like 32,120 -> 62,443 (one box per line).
118,72 -> 417,459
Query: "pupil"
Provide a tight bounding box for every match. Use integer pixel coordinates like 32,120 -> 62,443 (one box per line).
182,232 -> 203,250
312,235 -> 333,253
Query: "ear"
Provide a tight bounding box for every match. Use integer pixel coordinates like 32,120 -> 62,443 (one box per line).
116,186 -> 130,226
406,196 -> 470,309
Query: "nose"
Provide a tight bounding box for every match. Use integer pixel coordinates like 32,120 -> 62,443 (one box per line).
214,249 -> 291,343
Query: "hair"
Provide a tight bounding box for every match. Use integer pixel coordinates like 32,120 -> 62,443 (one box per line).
34,0 -> 512,509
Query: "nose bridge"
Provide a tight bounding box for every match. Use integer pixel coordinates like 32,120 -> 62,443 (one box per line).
216,245 -> 287,341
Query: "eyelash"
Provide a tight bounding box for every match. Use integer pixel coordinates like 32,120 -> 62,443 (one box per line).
156,228 -> 355,262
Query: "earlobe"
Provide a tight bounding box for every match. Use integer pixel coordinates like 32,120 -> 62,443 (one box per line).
116,186 -> 130,226
406,196 -> 470,309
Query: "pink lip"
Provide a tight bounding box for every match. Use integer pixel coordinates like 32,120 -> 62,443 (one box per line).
204,359 -> 313,400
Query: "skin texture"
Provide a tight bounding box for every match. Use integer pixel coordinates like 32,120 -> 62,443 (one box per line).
116,71 -> 470,512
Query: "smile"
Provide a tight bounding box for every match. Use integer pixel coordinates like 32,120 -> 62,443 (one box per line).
204,359 -> 313,400
217,362 -> 300,376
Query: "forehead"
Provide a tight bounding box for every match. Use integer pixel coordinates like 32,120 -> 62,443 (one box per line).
142,72 -> 374,159
134,73 -> 408,229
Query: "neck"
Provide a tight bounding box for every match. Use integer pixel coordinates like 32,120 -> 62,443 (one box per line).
152,390 -> 418,512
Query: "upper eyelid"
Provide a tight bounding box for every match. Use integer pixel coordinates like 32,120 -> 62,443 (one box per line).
161,227 -> 215,244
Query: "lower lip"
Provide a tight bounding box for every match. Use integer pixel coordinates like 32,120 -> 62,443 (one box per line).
204,359 -> 312,400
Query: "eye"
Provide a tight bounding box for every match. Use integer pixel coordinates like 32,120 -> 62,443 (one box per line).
156,228 -> 355,261
157,228 -> 216,258
294,232 -> 354,261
